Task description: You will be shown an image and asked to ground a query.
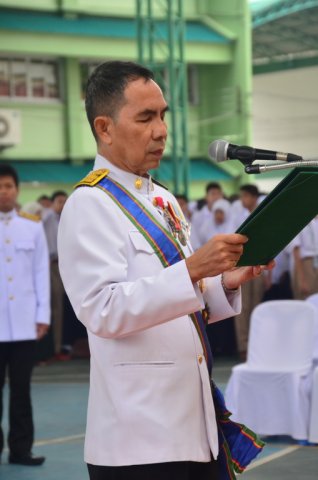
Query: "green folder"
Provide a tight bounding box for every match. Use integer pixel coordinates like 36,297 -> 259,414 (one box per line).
236,167 -> 318,266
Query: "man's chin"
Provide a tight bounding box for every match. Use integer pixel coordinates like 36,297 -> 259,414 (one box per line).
0,203 -> 15,212
149,158 -> 161,171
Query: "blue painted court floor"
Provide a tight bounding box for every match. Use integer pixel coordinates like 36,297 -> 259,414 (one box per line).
0,359 -> 317,480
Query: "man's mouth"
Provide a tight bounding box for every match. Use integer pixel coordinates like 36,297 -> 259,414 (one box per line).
150,148 -> 164,158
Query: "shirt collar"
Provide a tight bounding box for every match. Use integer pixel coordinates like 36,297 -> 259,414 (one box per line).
0,209 -> 17,222
93,154 -> 154,196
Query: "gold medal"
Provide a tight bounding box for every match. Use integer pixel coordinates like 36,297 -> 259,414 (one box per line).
178,229 -> 187,246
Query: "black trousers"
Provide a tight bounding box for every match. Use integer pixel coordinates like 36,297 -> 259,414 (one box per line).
87,459 -> 219,480
0,340 -> 35,457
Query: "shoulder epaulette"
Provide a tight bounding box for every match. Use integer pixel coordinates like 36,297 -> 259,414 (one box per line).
19,211 -> 40,222
74,169 -> 109,189
152,178 -> 168,191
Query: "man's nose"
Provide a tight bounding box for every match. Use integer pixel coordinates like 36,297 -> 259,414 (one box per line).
152,119 -> 167,140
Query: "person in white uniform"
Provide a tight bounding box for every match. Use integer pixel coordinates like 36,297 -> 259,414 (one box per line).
190,183 -> 224,250
293,217 -> 318,299
0,164 -> 50,466
58,61 -> 273,480
199,198 -> 233,245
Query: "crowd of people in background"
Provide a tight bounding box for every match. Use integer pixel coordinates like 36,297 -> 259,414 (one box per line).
176,181 -> 318,361
10,178 -> 318,364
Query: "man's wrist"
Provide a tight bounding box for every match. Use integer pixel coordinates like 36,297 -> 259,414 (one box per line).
221,272 -> 239,293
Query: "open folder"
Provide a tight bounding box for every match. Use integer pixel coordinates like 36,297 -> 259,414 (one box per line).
236,167 -> 318,266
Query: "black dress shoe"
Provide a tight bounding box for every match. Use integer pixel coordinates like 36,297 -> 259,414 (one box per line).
9,453 -> 45,466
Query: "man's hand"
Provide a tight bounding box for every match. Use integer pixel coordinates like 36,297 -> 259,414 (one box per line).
36,323 -> 49,340
222,262 -> 276,290
186,234 -> 248,283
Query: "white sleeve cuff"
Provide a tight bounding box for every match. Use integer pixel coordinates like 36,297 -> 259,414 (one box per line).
203,275 -> 242,324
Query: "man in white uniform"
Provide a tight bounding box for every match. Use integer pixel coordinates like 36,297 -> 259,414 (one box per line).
0,164 -> 50,466
58,61 -> 272,480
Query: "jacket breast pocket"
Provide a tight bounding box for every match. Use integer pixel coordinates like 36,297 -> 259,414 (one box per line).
15,240 -> 35,252
128,230 -> 156,255
15,241 -> 36,266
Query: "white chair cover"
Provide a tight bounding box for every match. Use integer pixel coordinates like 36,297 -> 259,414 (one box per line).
309,366 -> 318,443
225,300 -> 316,440
305,293 -> 318,363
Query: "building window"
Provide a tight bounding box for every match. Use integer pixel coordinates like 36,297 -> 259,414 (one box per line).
0,57 -> 60,100
80,61 -> 199,106
158,64 -> 200,106
187,64 -> 199,106
80,62 -> 100,99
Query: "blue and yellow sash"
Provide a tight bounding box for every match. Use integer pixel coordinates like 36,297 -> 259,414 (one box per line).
76,171 -> 264,478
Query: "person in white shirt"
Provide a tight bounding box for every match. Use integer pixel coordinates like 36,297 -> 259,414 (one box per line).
262,238 -> 304,301
199,198 -> 233,245
199,198 -> 237,356
234,184 -> 266,359
293,217 -> 318,299
43,191 -> 68,358
190,183 -> 223,250
58,61 -> 273,480
0,164 -> 50,466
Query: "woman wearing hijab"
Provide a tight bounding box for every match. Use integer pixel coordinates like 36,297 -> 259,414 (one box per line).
199,198 -> 233,244
199,198 -> 238,358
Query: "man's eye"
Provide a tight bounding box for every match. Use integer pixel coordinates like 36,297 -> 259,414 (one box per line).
138,117 -> 151,123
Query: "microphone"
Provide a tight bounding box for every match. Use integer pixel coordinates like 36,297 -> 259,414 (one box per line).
208,139 -> 303,165
245,160 -> 318,174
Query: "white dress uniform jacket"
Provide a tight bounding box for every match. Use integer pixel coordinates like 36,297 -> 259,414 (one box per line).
58,155 -> 241,467
0,209 -> 50,341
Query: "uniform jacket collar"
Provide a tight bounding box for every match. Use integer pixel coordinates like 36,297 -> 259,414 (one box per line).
94,154 -> 154,196
0,209 -> 17,222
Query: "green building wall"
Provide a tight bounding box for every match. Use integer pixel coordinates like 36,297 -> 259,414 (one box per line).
0,0 -> 252,201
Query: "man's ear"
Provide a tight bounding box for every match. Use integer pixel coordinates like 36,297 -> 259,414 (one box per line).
94,116 -> 113,145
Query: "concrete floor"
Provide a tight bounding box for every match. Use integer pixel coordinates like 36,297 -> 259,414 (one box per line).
0,357 -> 317,480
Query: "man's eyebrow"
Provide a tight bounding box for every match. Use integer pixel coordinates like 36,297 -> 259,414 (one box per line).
137,105 -> 170,116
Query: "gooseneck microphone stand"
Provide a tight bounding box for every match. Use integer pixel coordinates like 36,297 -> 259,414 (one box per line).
245,160 -> 318,175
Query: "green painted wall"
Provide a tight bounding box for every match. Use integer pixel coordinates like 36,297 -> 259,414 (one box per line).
0,0 -> 252,192
0,100 -> 66,159
0,0 -> 199,17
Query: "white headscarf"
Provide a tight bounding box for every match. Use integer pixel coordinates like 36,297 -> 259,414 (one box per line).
199,198 -> 233,244
212,198 -> 232,223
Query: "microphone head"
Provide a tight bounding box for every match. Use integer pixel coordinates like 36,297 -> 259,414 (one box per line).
208,139 -> 229,163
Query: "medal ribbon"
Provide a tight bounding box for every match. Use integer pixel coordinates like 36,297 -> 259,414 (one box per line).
97,176 -> 213,373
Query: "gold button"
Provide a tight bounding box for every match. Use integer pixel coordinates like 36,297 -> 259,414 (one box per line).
198,354 -> 203,364
134,178 -> 143,190
6,257 -> 12,262
198,279 -> 206,293
9,295 -> 14,301
5,238 -> 11,244
8,277 -> 13,282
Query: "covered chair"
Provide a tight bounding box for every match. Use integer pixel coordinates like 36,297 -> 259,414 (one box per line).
225,300 -> 316,441
305,293 -> 318,364
309,366 -> 318,443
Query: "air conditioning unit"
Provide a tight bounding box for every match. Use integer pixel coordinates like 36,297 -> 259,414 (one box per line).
0,109 -> 21,147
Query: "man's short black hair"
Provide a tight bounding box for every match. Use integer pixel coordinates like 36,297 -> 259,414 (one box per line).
37,194 -> 51,202
0,163 -> 19,187
85,60 -> 154,140
175,193 -> 188,202
240,184 -> 259,197
51,190 -> 67,202
206,182 -> 222,194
